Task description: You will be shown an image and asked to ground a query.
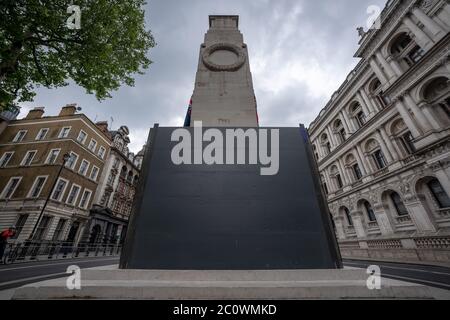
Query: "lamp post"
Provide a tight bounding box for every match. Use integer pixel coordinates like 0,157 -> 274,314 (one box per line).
28,153 -> 71,241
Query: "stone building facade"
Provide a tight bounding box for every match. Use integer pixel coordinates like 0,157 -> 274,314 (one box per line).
308,0 -> 450,265
0,105 -> 111,245
83,125 -> 144,245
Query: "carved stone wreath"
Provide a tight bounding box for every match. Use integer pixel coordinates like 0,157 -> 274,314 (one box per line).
202,43 -> 246,72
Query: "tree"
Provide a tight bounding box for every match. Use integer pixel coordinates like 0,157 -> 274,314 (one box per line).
0,0 -> 155,111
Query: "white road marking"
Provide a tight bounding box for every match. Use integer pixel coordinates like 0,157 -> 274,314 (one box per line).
381,274 -> 450,289
345,262 -> 450,277
0,273 -> 65,288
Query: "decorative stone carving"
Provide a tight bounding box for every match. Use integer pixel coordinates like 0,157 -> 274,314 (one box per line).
357,27 -> 366,38
202,43 -> 246,72
399,182 -> 411,195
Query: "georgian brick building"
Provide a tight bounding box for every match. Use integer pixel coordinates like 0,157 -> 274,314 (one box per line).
0,105 -> 111,245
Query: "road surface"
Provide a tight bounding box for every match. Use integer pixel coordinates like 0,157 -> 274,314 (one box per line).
0,256 -> 119,291
343,259 -> 450,291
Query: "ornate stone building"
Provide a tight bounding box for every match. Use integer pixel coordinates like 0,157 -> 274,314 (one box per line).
84,125 -> 144,245
308,0 -> 450,265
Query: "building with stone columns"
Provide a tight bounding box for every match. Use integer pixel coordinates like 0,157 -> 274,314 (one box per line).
308,0 -> 450,265
82,125 -> 144,245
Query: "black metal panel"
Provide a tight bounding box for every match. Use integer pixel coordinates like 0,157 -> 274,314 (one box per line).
120,126 -> 342,270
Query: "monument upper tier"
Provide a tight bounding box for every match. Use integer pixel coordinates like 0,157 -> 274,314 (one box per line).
190,15 -> 259,127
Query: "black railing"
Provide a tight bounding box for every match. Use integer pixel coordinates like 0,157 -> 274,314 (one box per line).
1,241 -> 122,265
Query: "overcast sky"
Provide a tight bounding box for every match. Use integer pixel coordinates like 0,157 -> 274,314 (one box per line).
19,0 -> 387,153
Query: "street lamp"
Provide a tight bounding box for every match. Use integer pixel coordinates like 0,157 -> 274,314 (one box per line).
28,153 -> 71,241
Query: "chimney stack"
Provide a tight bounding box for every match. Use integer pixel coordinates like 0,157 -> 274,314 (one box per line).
96,121 -> 109,134
59,104 -> 78,117
25,107 -> 45,119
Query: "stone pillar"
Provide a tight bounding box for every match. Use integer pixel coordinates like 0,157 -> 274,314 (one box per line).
386,55 -> 403,77
417,101 -> 442,130
373,204 -> 394,235
354,147 -> 368,176
432,165 -> 450,198
333,216 -> 346,240
440,4 -> 450,28
369,57 -> 389,86
395,99 -> 422,138
403,93 -> 433,133
411,6 -> 444,38
350,211 -> 367,238
327,126 -> 338,148
403,16 -> 432,49
356,144 -> 371,174
323,168 -> 334,193
340,111 -> 352,134
375,130 -> 394,164
317,143 -> 325,159
338,158 -> 351,186
376,51 -> 396,80
379,127 -> 400,162
404,195 -> 437,233
357,90 -> 374,117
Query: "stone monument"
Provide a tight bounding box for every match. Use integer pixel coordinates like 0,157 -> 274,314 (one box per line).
190,16 -> 259,127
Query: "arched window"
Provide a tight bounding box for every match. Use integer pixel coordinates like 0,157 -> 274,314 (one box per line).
345,153 -> 363,181
120,166 -> 127,179
427,179 -> 450,209
321,133 -> 331,155
334,119 -> 346,143
390,118 -> 415,157
364,201 -> 377,222
369,78 -> 389,109
313,145 -> 319,161
350,102 -> 366,129
422,77 -> 450,126
365,139 -> 388,170
390,33 -> 424,68
390,192 -> 408,216
330,166 -> 343,190
344,207 -> 353,226
127,171 -> 133,183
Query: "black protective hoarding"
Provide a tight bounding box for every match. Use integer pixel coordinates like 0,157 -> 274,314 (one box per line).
120,126 -> 342,270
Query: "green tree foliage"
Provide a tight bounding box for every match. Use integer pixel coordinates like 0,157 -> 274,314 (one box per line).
0,0 -> 155,111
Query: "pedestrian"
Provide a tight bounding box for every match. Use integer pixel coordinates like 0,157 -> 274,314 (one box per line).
0,227 -> 16,263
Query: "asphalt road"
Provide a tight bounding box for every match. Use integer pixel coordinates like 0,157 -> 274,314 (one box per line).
343,259 -> 450,291
0,257 -> 449,292
0,256 -> 119,291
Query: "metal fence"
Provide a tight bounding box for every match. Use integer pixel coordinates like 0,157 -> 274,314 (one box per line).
1,241 -> 122,265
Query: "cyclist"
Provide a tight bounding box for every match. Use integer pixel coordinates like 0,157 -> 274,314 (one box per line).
0,227 -> 16,263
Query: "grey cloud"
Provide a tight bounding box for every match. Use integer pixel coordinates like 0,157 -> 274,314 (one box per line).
19,0 -> 387,152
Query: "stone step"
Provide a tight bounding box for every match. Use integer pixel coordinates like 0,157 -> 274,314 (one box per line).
13,267 -> 450,300
80,268 -> 368,282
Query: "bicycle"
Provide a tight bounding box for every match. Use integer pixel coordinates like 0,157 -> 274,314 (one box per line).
2,243 -> 20,265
